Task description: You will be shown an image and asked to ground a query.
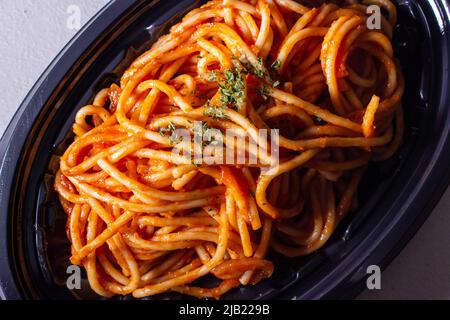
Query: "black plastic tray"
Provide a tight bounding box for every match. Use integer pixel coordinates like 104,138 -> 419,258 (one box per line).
1,0 -> 450,300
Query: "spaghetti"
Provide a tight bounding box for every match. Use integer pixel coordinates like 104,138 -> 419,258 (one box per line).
55,0 -> 404,298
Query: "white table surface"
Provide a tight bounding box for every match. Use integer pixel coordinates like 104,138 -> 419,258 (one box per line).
0,0 -> 448,300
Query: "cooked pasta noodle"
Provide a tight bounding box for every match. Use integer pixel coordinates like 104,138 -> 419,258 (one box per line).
54,0 -> 404,299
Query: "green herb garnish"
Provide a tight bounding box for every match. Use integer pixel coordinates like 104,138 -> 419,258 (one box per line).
158,122 -> 183,145
205,71 -> 219,82
218,66 -> 246,108
257,85 -> 270,101
204,105 -> 229,120
271,59 -> 282,71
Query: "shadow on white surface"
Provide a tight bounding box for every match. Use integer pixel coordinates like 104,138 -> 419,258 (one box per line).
359,186 -> 450,299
